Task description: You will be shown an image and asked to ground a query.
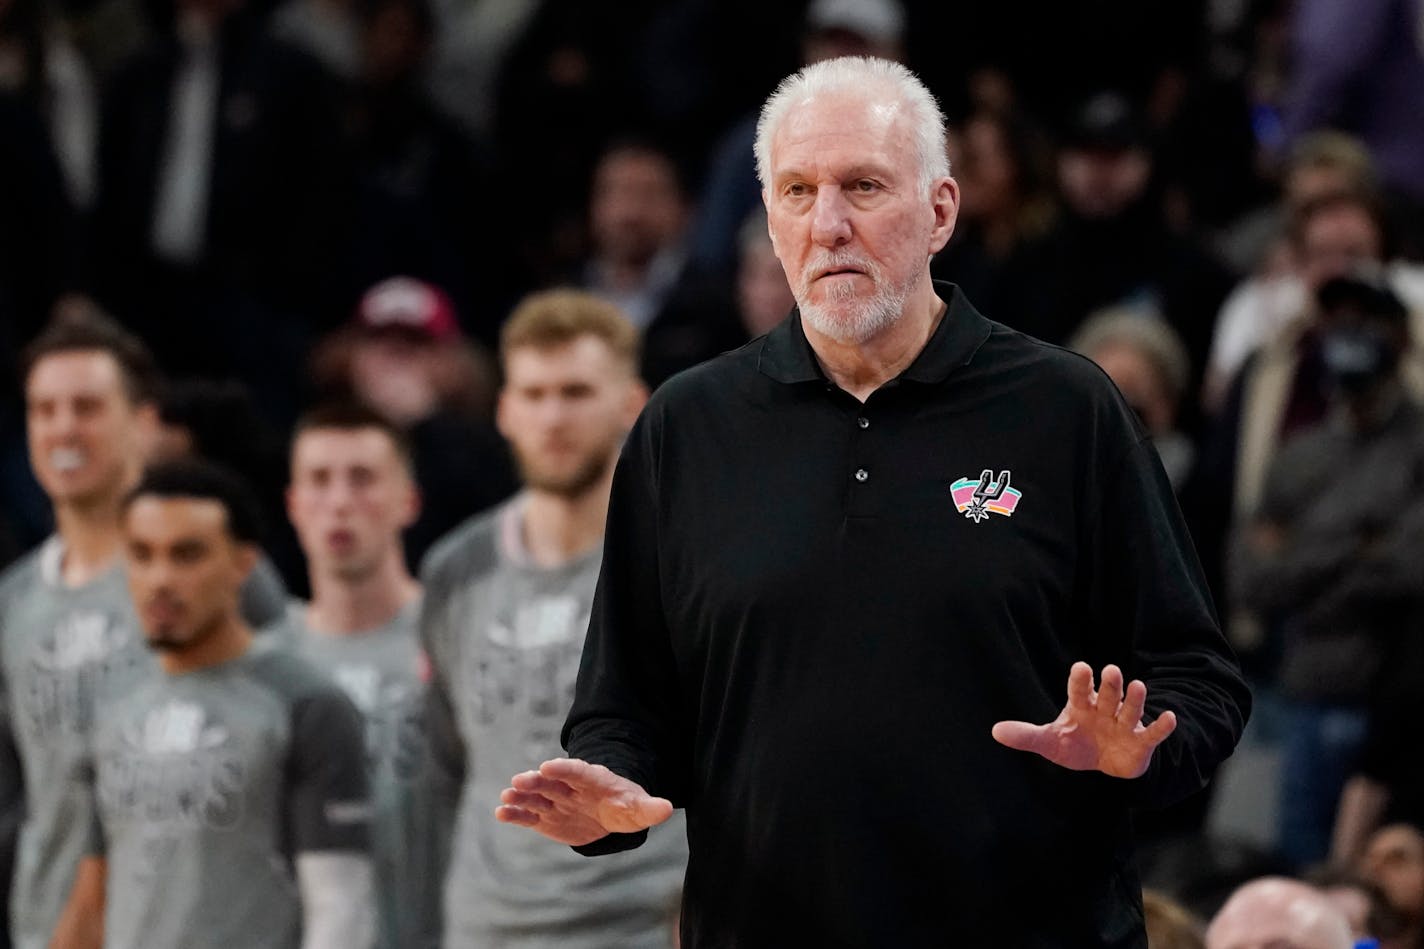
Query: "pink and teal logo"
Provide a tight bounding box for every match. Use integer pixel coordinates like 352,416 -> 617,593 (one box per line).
951,469 -> 1022,523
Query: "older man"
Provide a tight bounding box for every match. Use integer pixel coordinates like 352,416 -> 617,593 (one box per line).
498,56 -> 1250,947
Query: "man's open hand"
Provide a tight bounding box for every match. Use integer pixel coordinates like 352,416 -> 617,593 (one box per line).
991,662 -> 1177,779
495,758 -> 674,846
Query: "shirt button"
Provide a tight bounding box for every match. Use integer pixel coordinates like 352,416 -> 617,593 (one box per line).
854,468 -> 869,482
857,417 -> 870,429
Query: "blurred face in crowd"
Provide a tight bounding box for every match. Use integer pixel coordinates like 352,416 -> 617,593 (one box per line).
956,114 -> 1017,223
737,234 -> 795,337
1087,341 -> 1176,435
26,350 -> 155,511
362,0 -> 430,85
287,427 -> 417,583
590,148 -> 688,270
1297,204 -> 1383,292
498,336 -> 645,499
764,90 -> 956,344
124,496 -> 255,652
349,330 -> 442,426
1205,878 -> 1355,949
1057,146 -> 1151,220
1361,825 -> 1424,922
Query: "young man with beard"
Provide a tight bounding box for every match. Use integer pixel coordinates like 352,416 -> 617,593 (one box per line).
0,312 -> 287,949
497,57 -> 1250,947
421,290 -> 687,947
273,403 -> 447,949
55,460 -> 373,949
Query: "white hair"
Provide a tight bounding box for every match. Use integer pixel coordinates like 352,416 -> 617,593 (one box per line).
753,56 -> 949,195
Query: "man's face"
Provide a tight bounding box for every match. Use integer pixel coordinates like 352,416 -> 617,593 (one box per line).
287,428 -> 417,582
1056,146 -> 1151,220
590,149 -> 687,269
124,496 -> 254,652
26,351 -> 151,509
1298,205 -> 1383,291
497,337 -> 644,498
1361,825 -> 1424,920
764,91 -> 957,344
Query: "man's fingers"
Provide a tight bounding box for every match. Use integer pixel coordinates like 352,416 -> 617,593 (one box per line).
1118,679 -> 1148,725
539,757 -> 613,789
1097,665 -> 1124,712
494,804 -> 541,826
1066,662 -> 1095,710
634,796 -> 675,826
1142,709 -> 1178,744
991,720 -> 1049,753
500,788 -> 556,813
511,771 -> 576,799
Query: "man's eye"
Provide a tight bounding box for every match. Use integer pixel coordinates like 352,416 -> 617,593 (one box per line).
785,183 -> 810,197
854,179 -> 878,193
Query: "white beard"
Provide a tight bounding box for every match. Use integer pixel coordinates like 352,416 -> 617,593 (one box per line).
793,251 -> 915,344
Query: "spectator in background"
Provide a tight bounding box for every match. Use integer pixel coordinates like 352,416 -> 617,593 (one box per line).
1072,309 -> 1196,491
1205,877 -> 1354,949
580,139 -> 736,387
273,404 -> 449,949
0,0 -> 98,209
1231,274 -> 1424,868
931,105 -> 1056,319
1000,89 -> 1235,400
340,0 -> 506,343
88,0 -> 350,425
53,460 -> 375,949
689,0 -> 906,277
421,289 -> 685,948
1204,133 -> 1424,412
1279,0 -> 1424,260
732,209 -> 794,339
1358,825 -> 1424,949
310,276 -> 516,569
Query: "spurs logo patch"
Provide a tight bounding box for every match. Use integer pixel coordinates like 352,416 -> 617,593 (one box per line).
950,469 -> 1022,523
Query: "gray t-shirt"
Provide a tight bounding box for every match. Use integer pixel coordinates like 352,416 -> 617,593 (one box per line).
421,497 -> 687,949
0,539 -> 292,949
0,539 -> 153,949
273,599 -> 450,949
89,642 -> 370,949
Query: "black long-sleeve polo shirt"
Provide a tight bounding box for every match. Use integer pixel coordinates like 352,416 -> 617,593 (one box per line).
564,283 -> 1251,948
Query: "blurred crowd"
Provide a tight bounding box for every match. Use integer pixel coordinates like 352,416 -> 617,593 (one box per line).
5,0 -> 1424,944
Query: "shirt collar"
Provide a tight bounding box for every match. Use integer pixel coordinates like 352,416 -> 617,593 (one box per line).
756,281 -> 992,386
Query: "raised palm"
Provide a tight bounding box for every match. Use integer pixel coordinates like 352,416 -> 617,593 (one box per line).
496,758 -> 674,846
991,662 -> 1177,779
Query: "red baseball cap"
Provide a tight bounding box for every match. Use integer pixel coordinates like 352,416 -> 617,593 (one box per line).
354,277 -> 460,341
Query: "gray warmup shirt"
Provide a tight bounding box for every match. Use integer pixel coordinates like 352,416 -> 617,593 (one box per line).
88,641 -> 370,949
0,539 -> 289,949
274,599 -> 450,949
421,498 -> 687,949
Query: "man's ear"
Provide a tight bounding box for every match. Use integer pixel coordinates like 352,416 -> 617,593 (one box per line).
927,176 -> 960,256
234,542 -> 259,583
622,378 -> 650,427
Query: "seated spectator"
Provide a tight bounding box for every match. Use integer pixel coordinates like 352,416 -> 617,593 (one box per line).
1205,877 -> 1354,949
931,105 -> 1056,319
310,276 -> 517,567
997,89 -> 1235,397
1230,274 -> 1424,868
1357,825 -> 1424,949
1071,308 -> 1196,490
580,138 -> 740,387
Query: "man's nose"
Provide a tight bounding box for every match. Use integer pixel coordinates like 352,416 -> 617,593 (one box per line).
810,188 -> 852,247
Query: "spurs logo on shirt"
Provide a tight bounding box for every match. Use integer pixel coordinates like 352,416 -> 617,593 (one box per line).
24,610 -> 143,740
98,699 -> 247,830
469,594 -> 588,742
332,662 -> 427,782
950,469 -> 1024,523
